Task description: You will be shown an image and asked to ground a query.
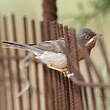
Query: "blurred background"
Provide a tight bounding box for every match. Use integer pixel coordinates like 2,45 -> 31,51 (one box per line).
0,0 -> 110,109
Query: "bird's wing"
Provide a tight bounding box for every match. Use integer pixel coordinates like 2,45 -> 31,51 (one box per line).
29,38 -> 66,54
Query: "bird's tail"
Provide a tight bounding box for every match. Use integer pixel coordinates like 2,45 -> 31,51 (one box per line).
2,41 -> 35,51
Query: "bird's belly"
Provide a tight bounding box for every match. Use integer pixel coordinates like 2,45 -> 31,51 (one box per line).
35,51 -> 67,69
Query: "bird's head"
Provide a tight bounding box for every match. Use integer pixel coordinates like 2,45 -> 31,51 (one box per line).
77,28 -> 103,49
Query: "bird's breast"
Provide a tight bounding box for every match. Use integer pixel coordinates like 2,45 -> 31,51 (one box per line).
35,51 -> 67,69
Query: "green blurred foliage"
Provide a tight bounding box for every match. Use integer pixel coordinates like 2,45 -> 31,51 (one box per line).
74,0 -> 110,26
90,0 -> 110,15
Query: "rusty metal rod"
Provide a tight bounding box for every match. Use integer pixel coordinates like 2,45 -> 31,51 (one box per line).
11,14 -> 24,110
31,19 -> 41,110
23,16 -> 32,110
3,16 -> 15,110
0,22 -> 8,110
99,38 -> 110,78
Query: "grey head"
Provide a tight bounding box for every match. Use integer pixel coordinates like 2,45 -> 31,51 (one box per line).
76,28 -> 103,47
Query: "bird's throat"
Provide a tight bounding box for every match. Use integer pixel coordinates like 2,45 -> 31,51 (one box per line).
77,47 -> 91,61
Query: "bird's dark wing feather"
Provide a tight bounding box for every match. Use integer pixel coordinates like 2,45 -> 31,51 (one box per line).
29,38 -> 66,53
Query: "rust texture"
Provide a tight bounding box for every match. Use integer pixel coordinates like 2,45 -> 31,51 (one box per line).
0,15 -> 110,110
31,19 -> 41,110
64,26 -> 83,110
11,14 -> 24,110
0,17 -> 8,110
42,0 -> 57,21
0,0 -> 110,110
23,16 -> 32,110
3,16 -> 15,110
41,20 -> 55,110
0,14 -> 41,110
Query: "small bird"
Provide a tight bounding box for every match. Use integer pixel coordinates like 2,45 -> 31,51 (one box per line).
2,28 -> 102,76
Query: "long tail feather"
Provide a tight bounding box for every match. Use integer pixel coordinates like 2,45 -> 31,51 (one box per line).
2,41 -> 32,51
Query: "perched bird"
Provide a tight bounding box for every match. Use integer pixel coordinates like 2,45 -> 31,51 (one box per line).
2,28 -> 102,76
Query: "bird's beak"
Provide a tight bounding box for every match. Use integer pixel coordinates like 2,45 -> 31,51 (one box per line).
95,33 -> 103,38
92,33 -> 103,42
85,33 -> 102,47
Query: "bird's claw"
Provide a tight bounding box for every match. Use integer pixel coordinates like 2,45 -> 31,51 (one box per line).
60,69 -> 68,77
47,64 -> 74,78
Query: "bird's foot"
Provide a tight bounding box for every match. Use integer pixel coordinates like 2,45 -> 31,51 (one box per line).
47,64 -> 68,77
60,68 -> 68,77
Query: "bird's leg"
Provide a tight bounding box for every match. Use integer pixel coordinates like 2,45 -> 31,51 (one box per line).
47,64 -> 67,77
17,53 -> 31,98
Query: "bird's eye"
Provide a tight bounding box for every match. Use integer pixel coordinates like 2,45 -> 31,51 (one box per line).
85,35 -> 91,40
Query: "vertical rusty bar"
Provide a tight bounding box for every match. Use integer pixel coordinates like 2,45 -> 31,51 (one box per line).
55,24 -> 60,39
64,77 -> 70,110
55,24 -> 64,110
50,71 -> 56,110
64,26 -> 83,110
79,87 -> 84,110
40,21 -> 45,41
98,39 -> 109,110
83,87 -> 89,110
42,65 -> 49,110
41,21 -> 54,110
49,21 -> 60,110
43,21 -> 51,110
0,85 -> 2,110
87,56 -> 106,110
52,22 -> 69,110
0,63 -> 7,110
99,39 -> 110,78
40,21 -> 49,110
50,71 -> 55,110
49,21 -> 57,110
64,27 -> 74,110
68,80 -> 74,110
42,0 -> 57,21
53,71 -> 60,110
0,55 -> 7,110
31,19 -> 41,110
64,27 -> 83,79
98,38 -> 110,110
55,24 -> 71,110
0,17 -> 7,110
60,76 -> 67,110
57,24 -> 68,110
23,16 -> 31,110
46,21 -> 56,110
3,16 -> 15,110
72,84 -> 83,110
58,74 -> 64,110
46,68 -> 54,110
55,71 -> 62,110
57,24 -> 67,110
49,21 -> 57,40
58,24 -> 64,38
88,83 -> 97,109
85,64 -> 96,110
101,90 -> 106,110
11,14 -> 23,110
43,20 -> 51,40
